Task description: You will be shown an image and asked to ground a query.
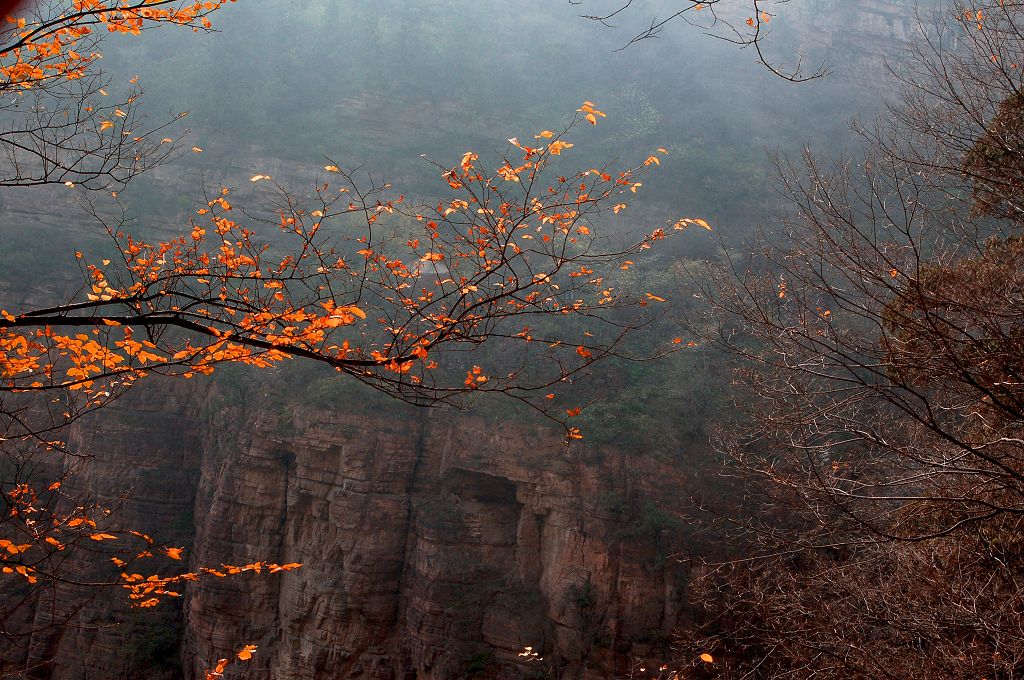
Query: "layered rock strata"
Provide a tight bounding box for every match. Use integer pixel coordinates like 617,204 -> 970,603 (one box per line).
9,380 -> 693,680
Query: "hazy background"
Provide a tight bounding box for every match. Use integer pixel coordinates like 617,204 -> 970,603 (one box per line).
96,0 -> 886,235
0,0 -> 933,458
0,0 -> 922,449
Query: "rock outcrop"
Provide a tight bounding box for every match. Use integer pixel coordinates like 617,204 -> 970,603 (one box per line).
9,378 -> 695,680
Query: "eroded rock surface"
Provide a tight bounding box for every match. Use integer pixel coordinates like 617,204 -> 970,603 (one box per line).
179,392 -> 692,680
3,377 -> 694,680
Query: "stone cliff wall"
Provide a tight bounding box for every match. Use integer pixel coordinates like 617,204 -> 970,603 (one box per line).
780,0 -> 939,80
8,379 -> 695,680
2,380 -> 206,680
183,394 -> 693,680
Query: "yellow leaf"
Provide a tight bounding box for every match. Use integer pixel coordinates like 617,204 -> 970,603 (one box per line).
324,165 -> 340,173
100,121 -> 114,131
192,147 -> 203,153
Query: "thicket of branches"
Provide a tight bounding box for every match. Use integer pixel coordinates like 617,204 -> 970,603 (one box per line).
571,0 -> 828,81
678,1 -> 1024,677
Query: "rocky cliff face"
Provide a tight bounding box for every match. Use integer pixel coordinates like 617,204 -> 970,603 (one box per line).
9,378 -> 695,680
780,0 -> 935,78
185,392 -> 694,680
4,381 -> 207,680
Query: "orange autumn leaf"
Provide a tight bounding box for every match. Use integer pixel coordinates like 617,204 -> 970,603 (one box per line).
548,140 -> 573,155
0,105 -> 684,617
206,658 -> 229,680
